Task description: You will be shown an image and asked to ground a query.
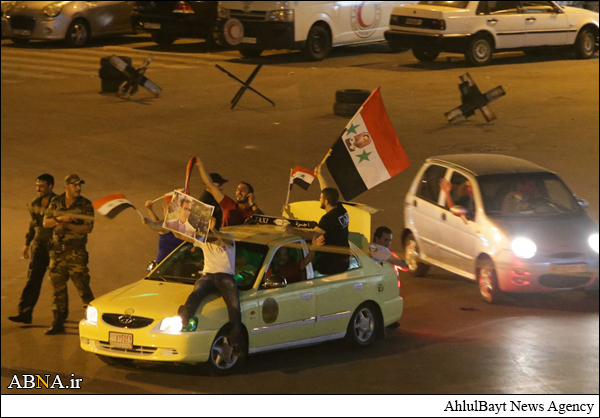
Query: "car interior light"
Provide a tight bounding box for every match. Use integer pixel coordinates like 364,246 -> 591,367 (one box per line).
86,306 -> 98,324
511,237 -> 537,259
589,233 -> 599,254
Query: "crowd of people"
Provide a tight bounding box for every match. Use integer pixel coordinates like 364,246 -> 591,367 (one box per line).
8,155 -> 407,354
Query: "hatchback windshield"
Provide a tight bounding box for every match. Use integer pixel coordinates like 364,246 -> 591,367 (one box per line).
478,173 -> 581,218
147,241 -> 269,291
418,1 -> 470,8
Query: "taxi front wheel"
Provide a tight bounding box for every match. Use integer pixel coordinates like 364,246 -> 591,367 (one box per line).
346,303 -> 380,347
206,328 -> 246,375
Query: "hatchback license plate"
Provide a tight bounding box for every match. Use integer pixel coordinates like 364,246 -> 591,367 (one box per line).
13,29 -> 32,36
405,18 -> 422,26
143,22 -> 161,30
109,332 -> 133,349
550,263 -> 588,274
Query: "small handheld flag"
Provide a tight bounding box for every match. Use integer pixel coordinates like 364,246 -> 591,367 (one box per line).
290,166 -> 315,191
93,194 -> 143,220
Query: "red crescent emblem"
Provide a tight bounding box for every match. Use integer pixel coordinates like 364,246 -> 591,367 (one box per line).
357,3 -> 367,29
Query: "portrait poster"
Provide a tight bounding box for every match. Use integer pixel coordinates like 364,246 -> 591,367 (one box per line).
163,191 -> 214,243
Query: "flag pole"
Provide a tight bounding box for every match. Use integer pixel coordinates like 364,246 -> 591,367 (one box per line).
151,195 -> 164,204
320,150 -> 332,168
134,208 -> 145,221
284,168 -> 293,208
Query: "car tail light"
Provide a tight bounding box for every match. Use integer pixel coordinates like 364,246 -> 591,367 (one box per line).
397,277 -> 402,296
428,19 -> 446,30
173,1 -> 194,14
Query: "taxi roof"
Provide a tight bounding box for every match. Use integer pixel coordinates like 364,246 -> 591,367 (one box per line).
221,225 -> 300,246
428,154 -> 550,177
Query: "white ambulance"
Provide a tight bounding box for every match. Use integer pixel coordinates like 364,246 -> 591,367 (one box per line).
217,1 -> 418,60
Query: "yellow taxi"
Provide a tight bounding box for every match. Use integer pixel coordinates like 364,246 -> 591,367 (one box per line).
79,203 -> 403,374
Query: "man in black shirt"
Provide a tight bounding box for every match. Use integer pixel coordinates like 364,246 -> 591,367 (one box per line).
286,165 -> 350,275
199,173 -> 228,228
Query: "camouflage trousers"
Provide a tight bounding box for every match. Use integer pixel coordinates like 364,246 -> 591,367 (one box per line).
48,248 -> 94,314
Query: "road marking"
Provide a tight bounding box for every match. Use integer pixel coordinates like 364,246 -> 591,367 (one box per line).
0,67 -> 63,79
1,60 -> 94,76
1,55 -> 99,70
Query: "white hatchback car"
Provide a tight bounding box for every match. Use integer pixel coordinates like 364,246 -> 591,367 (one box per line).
403,154 -> 599,303
384,1 -> 599,66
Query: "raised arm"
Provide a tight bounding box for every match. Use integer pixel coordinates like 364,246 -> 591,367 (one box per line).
194,154 -> 225,203
314,163 -> 329,191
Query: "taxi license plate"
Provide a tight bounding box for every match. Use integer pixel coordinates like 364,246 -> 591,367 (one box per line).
405,18 -> 423,26
143,22 -> 161,30
109,332 -> 133,349
550,263 -> 588,274
242,37 -> 257,44
13,29 -> 32,36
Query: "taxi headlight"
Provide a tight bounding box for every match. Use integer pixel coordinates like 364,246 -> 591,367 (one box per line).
43,2 -> 65,17
511,237 -> 537,259
589,233 -> 599,254
159,316 -> 198,332
86,306 -> 98,324
267,9 -> 294,22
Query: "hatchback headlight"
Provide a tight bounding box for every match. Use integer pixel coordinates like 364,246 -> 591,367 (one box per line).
43,2 -> 65,18
159,316 -> 198,333
267,9 -> 294,22
86,306 -> 98,324
589,233 -> 599,254
512,237 -> 537,259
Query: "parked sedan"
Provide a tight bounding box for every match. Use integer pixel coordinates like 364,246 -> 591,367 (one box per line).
80,221 -> 404,374
131,1 -> 219,46
2,1 -> 135,47
385,1 -> 599,66
403,154 -> 599,303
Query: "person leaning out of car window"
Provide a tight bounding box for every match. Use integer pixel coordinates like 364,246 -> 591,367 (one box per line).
369,226 -> 408,271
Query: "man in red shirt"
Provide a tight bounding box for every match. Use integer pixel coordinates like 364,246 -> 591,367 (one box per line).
193,154 -> 263,227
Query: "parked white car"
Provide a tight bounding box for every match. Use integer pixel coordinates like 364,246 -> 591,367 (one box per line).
403,154 -> 599,303
384,1 -> 599,65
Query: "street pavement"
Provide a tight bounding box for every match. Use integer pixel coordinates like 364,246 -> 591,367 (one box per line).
1,35 -> 598,395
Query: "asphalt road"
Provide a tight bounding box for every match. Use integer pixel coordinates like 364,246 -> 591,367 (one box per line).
1,35 -> 598,395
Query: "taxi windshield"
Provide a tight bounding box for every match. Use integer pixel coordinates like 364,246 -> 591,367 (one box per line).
418,1 -> 469,8
478,172 -> 582,218
147,241 -> 269,291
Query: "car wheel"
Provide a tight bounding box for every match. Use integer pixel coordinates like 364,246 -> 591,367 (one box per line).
206,329 -> 246,375
303,25 -> 331,61
346,302 -> 379,347
465,34 -> 494,66
239,48 -> 263,58
573,28 -> 596,60
96,355 -> 133,366
403,233 -> 430,277
151,32 -> 177,46
65,19 -> 90,47
335,89 -> 372,104
477,259 -> 502,304
11,37 -> 30,45
412,48 -> 439,62
204,19 -> 222,48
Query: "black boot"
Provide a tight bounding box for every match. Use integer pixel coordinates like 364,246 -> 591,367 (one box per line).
45,312 -> 66,335
8,312 -> 32,325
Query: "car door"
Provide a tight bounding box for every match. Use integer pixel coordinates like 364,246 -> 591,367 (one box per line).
313,252 -> 364,338
335,1 -> 388,45
437,170 -> 480,279
86,1 -> 133,35
520,1 -> 569,46
407,164 -> 447,264
483,1 -> 528,49
251,243 -> 315,350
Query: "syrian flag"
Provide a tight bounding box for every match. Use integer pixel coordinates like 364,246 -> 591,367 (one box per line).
326,87 -> 410,201
93,194 -> 136,219
290,166 -> 315,190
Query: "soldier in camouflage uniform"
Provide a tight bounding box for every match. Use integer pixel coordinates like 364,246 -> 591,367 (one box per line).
8,174 -> 57,325
43,174 -> 95,335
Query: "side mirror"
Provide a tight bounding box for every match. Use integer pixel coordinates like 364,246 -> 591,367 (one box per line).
146,260 -> 157,272
262,275 -> 288,289
578,199 -> 589,210
450,206 -> 468,218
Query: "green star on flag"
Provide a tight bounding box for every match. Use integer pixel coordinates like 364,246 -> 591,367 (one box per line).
357,150 -> 372,163
346,123 -> 359,135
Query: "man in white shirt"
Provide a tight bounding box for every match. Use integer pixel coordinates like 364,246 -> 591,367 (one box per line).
177,217 -> 243,362
164,198 -> 196,237
370,226 -> 408,271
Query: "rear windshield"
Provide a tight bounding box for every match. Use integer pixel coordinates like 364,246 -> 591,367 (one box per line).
147,241 -> 269,291
478,172 -> 582,219
418,1 -> 470,8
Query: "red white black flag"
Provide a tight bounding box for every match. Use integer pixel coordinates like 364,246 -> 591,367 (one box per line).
290,166 -> 315,191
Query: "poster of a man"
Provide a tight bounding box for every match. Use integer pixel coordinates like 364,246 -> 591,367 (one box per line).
163,191 -> 214,243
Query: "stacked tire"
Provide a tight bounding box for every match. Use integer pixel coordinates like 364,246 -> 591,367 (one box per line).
98,56 -> 132,93
333,89 -> 372,118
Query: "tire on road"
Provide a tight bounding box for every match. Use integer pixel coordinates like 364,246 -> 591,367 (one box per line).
465,33 -> 494,66
303,24 -> 331,61
333,101 -> 362,118
573,27 -> 597,60
335,89 -> 372,104
65,18 -> 90,47
99,56 -> 132,81
412,48 -> 439,62
345,302 -> 380,347
477,258 -> 503,304
206,327 -> 247,376
403,232 -> 430,277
